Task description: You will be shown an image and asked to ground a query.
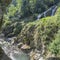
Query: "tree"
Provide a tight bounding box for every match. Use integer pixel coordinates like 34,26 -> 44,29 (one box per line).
21,0 -> 31,17
0,0 -> 12,29
49,30 -> 60,56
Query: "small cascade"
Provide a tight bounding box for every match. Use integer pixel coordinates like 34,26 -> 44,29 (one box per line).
43,7 -> 52,17
51,6 -> 57,16
44,12 -> 46,17
37,5 -> 57,20
37,14 -> 42,20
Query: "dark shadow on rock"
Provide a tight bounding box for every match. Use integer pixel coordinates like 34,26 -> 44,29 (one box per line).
47,57 -> 60,60
0,47 -> 11,60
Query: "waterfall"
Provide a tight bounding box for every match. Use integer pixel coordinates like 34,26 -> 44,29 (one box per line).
37,14 -> 42,20
51,6 -> 57,16
43,7 -> 52,17
37,5 -> 57,20
44,12 -> 46,17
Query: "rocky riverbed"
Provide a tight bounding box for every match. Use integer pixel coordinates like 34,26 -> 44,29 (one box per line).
0,33 -> 30,60
0,33 -> 60,60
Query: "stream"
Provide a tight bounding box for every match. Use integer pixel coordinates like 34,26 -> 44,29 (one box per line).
37,5 -> 57,20
0,33 -> 30,60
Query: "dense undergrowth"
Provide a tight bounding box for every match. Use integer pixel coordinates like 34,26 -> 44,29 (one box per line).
17,7 -> 60,56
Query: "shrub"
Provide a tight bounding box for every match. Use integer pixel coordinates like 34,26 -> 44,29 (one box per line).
49,30 -> 60,56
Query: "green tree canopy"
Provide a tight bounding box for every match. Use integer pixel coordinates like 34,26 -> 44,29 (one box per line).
0,0 -> 12,29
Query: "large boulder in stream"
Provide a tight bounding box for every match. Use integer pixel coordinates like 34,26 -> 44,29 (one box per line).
21,44 -> 31,53
0,47 -> 11,60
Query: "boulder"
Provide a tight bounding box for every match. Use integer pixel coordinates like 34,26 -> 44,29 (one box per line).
30,50 -> 44,60
18,42 -> 23,48
21,44 -> 31,53
21,44 -> 31,50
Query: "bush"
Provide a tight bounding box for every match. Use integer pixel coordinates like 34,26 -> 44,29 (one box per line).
49,30 -> 60,56
17,7 -> 60,51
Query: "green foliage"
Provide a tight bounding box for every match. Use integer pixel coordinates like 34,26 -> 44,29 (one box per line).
2,0 -> 60,37
7,4 -> 17,16
2,21 -> 24,37
13,22 -> 23,35
5,0 -> 60,18
49,30 -> 60,56
21,0 -> 31,16
17,7 -> 60,50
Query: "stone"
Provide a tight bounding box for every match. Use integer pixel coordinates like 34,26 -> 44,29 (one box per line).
30,50 -> 36,60
39,57 -> 44,60
18,42 -> 23,48
30,50 -> 44,60
21,44 -> 31,53
21,44 -> 31,50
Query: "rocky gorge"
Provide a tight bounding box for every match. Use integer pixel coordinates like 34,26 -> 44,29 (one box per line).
0,0 -> 60,60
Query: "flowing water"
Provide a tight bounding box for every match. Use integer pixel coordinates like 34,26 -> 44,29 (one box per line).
37,5 -> 57,20
51,6 -> 57,16
0,34 -> 30,60
9,51 -> 29,60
